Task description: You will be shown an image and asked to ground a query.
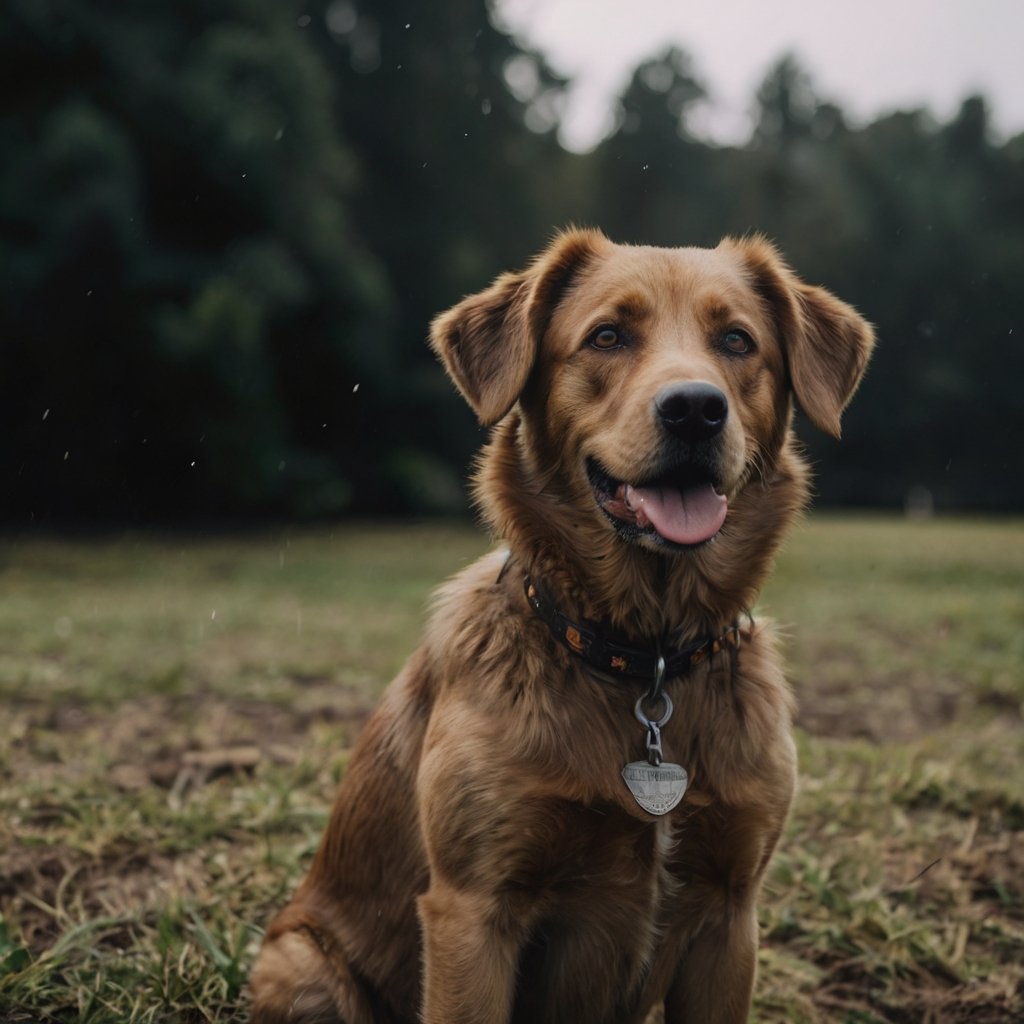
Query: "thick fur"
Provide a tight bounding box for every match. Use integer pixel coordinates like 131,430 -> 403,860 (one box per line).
250,229 -> 874,1024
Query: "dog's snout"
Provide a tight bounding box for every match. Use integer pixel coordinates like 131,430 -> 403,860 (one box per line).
655,382 -> 729,443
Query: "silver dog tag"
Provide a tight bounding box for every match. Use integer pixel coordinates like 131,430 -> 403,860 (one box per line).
621,761 -> 688,816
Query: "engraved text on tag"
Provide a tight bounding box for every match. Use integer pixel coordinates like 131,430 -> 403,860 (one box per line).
621,761 -> 688,816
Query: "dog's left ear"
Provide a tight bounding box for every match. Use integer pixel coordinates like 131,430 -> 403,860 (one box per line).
788,282 -> 876,438
430,228 -> 609,425
730,237 -> 876,438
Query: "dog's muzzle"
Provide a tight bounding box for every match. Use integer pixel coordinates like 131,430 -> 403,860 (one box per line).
586,381 -> 733,549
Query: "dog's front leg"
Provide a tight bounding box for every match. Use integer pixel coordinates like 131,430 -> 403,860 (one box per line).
417,882 -> 525,1024
663,902 -> 758,1024
415,705 -> 535,1024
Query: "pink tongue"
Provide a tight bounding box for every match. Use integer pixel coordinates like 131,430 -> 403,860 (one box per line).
626,483 -> 728,545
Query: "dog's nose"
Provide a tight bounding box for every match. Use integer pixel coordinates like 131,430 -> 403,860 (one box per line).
655,382 -> 728,443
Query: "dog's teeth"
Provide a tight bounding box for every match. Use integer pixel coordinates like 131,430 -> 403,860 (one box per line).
624,486 -> 651,526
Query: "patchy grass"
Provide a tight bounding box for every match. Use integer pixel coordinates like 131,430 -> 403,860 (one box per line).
1,517 -> 1022,1022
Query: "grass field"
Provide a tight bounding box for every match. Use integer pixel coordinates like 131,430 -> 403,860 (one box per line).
1,516 -> 1022,1023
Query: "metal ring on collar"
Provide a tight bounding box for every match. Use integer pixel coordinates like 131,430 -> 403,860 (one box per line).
634,691 -> 673,730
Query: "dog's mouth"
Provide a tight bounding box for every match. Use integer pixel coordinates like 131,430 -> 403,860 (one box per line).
586,458 -> 728,549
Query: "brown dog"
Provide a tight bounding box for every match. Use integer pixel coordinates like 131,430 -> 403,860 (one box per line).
249,229 -> 874,1023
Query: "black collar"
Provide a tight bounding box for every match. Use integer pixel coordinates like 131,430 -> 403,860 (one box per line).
524,575 -> 743,682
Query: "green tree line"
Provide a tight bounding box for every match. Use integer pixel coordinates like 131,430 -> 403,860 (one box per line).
2,0 -> 1021,524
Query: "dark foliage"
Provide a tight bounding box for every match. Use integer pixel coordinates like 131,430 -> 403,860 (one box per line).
2,2 -> 1021,524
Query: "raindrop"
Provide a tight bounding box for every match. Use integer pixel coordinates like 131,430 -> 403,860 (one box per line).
42,409 -> 49,421
353,383 -> 360,393
64,451 -> 69,461
297,14 -> 311,27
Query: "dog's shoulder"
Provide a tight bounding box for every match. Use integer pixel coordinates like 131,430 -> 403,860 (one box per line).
424,547 -> 534,681
426,545 -> 512,631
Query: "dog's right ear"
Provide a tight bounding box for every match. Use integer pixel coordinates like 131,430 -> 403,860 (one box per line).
430,228 -> 608,425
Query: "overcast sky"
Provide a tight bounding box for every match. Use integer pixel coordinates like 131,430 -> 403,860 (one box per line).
494,0 -> 1024,150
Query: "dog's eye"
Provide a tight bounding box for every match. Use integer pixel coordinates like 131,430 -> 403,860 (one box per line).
722,329 -> 754,355
588,326 -> 622,350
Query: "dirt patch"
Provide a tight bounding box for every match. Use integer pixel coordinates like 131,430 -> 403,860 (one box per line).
791,645 -> 970,741
793,673 -> 964,742
3,687 -> 373,792
814,970 -> 1023,1024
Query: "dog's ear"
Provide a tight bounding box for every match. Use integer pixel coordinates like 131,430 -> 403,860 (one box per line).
430,228 -> 608,425
730,236 -> 875,438
787,282 -> 876,437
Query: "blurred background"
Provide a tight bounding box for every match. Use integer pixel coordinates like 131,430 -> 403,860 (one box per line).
4,0 -> 1023,528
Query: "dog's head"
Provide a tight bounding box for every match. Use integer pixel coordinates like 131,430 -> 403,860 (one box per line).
431,229 -> 873,556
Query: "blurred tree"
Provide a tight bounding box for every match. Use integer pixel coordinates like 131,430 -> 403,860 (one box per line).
298,0 -> 572,509
818,96 -> 1024,509
588,46 -> 717,246
753,54 -> 820,153
0,0 -> 578,523
1,0 -> 389,522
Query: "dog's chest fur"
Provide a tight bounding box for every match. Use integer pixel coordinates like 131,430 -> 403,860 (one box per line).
504,815 -> 683,1024
416,552 -> 784,1021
